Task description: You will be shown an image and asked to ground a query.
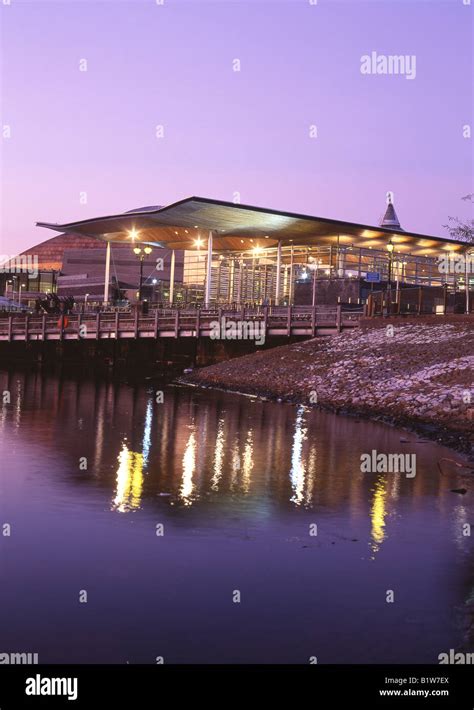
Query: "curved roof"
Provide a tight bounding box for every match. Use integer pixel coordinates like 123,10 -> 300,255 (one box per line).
37,196 -> 466,256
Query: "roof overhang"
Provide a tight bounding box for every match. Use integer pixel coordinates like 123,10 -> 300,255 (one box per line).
36,196 -> 467,257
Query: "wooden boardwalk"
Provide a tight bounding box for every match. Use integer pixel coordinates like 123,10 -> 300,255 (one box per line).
0,305 -> 362,342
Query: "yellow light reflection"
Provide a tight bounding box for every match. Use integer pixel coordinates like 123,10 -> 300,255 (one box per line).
211,419 -> 225,491
370,475 -> 388,555
180,431 -> 196,505
290,407 -> 308,506
112,443 -> 144,513
242,429 -> 254,493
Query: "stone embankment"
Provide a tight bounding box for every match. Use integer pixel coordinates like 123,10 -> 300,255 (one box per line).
184,317 -> 474,457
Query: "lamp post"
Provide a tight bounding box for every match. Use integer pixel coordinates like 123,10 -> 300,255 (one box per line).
386,241 -> 394,315
133,246 -> 153,301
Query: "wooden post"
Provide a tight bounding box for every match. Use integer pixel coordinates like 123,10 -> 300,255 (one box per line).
41,314 -> 46,341
443,284 -> 448,315
287,305 -> 292,337
134,308 -> 139,339
367,294 -> 373,318
115,311 -> 120,339
174,309 -> 179,338
95,312 -> 100,340
195,308 -> 200,338
417,287 -> 423,315
77,312 -> 82,338
311,304 -> 316,337
59,315 -> 64,341
24,315 -> 29,341
336,304 -> 342,332
8,316 -> 13,342
153,309 -> 158,339
263,305 -> 268,339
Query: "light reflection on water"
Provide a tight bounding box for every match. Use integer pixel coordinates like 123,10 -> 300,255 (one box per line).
113,443 -> 144,513
0,370 -> 472,664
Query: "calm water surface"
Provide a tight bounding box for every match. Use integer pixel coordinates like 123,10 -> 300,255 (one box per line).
0,370 -> 472,664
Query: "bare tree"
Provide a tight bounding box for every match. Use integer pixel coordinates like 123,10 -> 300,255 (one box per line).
444,194 -> 474,244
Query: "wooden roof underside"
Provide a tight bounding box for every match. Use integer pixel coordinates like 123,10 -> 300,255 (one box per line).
37,196 -> 466,257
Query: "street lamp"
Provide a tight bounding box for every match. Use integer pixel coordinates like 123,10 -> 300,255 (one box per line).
133,245 -> 153,301
387,241 -> 394,282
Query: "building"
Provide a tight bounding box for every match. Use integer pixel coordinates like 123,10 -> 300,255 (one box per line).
34,194 -> 472,313
1,208 -> 183,306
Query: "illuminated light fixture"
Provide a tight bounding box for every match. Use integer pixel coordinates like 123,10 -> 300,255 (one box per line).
195,237 -> 203,248
194,225 -> 198,228
387,241 -> 394,254
133,245 -> 152,256
174,231 -> 178,235
128,228 -> 139,240
152,279 -> 157,285
265,235 -> 269,239
301,270 -> 308,280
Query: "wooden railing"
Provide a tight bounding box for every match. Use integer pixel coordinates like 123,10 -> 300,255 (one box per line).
0,305 -> 363,342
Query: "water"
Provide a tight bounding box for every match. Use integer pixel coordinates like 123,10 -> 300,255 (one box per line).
0,370 -> 472,664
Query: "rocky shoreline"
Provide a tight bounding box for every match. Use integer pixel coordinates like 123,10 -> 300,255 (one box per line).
182,318 -> 474,462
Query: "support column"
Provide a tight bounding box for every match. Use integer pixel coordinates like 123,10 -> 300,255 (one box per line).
465,249 -> 471,314
312,263 -> 317,308
228,257 -> 235,303
275,240 -> 282,305
104,241 -> 111,304
288,245 -> 294,304
169,249 -> 175,305
205,231 -> 213,307
238,254 -> 244,304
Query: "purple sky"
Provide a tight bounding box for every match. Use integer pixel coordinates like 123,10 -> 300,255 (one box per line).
1,0 -> 472,255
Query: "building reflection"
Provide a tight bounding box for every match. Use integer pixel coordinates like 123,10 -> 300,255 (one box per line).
241,429 -> 254,494
370,475 -> 388,556
211,418 -> 225,491
290,406 -> 307,506
112,442 -> 144,512
1,370 -> 472,563
180,430 -> 196,505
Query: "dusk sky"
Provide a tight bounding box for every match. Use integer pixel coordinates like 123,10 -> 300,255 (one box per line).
1,0 -> 472,256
